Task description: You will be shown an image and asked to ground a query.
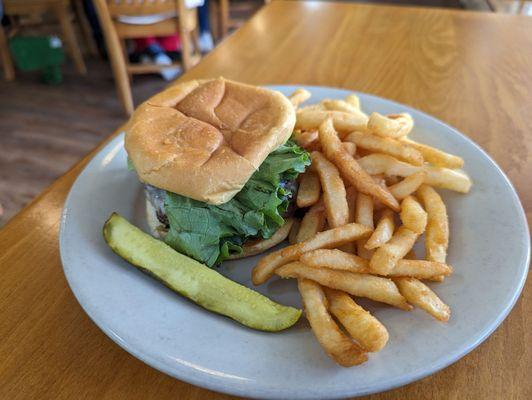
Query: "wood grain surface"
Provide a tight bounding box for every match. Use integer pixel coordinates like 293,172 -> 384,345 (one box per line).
1,2 -> 530,399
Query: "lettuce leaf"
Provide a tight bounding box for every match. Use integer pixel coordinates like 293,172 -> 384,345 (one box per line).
163,140 -> 310,267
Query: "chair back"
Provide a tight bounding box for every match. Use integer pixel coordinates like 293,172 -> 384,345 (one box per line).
106,0 -> 179,17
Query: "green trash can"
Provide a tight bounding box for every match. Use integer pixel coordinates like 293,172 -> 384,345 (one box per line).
9,35 -> 65,84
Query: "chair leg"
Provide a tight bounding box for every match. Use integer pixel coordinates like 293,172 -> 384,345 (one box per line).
0,26 -> 15,81
219,0 -> 229,38
177,1 -> 193,70
93,0 -> 134,115
55,3 -> 87,75
209,0 -> 220,43
191,27 -> 200,55
72,0 -> 98,57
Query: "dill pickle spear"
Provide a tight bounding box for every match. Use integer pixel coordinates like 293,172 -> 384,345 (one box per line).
103,213 -> 301,331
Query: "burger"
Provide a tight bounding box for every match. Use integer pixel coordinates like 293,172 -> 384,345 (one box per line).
125,78 -> 310,267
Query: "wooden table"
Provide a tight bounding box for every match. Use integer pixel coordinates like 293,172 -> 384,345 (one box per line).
1,2 -> 530,399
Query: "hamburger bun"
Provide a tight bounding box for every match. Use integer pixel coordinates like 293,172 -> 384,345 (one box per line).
126,78 -> 296,205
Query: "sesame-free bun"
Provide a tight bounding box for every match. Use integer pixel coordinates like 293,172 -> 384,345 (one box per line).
125,78 -> 296,205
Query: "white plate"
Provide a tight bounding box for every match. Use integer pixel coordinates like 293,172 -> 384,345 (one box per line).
60,86 -> 530,399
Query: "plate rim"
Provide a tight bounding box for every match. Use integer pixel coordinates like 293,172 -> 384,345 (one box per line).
59,85 -> 531,400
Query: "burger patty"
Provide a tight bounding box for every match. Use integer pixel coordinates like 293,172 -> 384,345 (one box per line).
144,180 -> 299,230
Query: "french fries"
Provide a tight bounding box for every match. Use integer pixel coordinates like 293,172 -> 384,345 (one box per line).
301,249 -> 452,281
300,249 -> 368,272
400,196 -> 427,234
344,94 -> 360,110
365,208 -> 395,250
416,185 -> 449,263
311,152 -> 349,228
289,88 -> 311,108
297,171 -> 321,208
355,193 -> 374,259
230,219 -> 295,259
277,262 -> 412,310
318,118 -> 400,211
296,109 -> 368,133
288,219 -> 301,245
388,171 -> 426,200
252,223 -> 372,285
345,131 -> 423,166
322,99 -> 360,114
252,91 -> 472,366
394,277 -> 451,321
358,153 -> 421,176
339,187 -> 357,253
342,141 -> 357,157
358,154 -> 472,193
424,166 -> 472,193
367,112 -> 413,138
298,279 -> 368,366
293,130 -> 319,149
324,288 -> 389,352
369,226 -> 418,275
296,201 -> 326,243
401,137 -> 464,169
390,260 -> 453,280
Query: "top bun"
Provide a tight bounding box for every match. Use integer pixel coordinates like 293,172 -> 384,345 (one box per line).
125,78 -> 296,205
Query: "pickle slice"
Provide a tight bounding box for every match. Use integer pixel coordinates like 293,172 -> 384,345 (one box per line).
103,213 -> 301,331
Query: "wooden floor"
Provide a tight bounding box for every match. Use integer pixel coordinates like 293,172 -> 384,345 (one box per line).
0,59 -> 167,226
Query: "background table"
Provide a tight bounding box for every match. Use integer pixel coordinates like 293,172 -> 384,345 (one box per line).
1,2 -> 530,399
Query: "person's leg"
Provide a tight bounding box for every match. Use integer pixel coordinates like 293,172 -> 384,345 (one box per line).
156,35 -> 180,52
197,2 -> 214,52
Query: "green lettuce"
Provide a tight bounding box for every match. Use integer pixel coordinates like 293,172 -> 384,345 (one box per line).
163,140 -> 310,267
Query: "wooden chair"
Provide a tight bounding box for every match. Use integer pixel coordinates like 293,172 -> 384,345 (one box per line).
94,0 -> 201,115
1,0 -> 88,79
209,0 -> 270,43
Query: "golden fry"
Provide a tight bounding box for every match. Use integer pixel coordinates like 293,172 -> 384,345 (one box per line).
400,196 -> 427,234
367,112 -> 413,138
289,88 -> 311,108
338,186 -> 357,253
296,201 -> 326,243
355,193 -> 374,259
344,94 -> 361,110
394,277 -> 451,321
424,166 -> 472,193
300,249 -> 369,273
390,260 -> 453,280
358,154 -> 421,176
325,288 -> 389,352
388,172 -> 426,200
252,223 -> 372,284
297,171 -> 321,208
342,141 -> 357,157
345,131 -> 423,166
401,137 -> 464,169
369,226 -> 418,275
277,262 -> 412,310
298,279 -> 368,366
293,130 -> 319,150
296,109 -> 368,133
416,185 -> 449,263
365,208 -> 395,250
288,219 -> 301,245
322,99 -> 361,114
358,154 -> 471,193
311,151 -> 349,228
318,118 -> 400,211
